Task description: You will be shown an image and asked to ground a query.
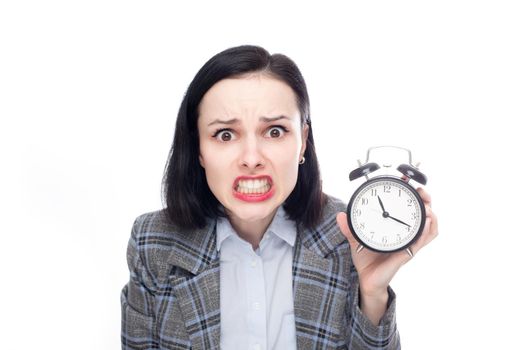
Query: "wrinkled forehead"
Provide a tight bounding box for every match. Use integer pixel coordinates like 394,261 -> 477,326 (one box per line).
197,74 -> 301,125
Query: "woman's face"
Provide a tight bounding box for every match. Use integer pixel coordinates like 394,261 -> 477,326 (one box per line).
197,73 -> 308,225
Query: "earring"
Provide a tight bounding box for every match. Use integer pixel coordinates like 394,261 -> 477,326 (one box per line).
299,156 -> 305,165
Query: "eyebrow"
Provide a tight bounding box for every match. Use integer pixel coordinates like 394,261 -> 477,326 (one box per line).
207,115 -> 291,126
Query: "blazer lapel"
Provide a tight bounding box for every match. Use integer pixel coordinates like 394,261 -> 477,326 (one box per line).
166,221 -> 221,350
292,199 -> 351,349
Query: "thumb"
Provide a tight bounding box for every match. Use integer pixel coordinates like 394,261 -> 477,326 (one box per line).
336,212 -> 359,250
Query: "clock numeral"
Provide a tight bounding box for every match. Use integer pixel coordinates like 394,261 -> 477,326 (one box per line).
361,198 -> 369,205
406,226 -> 411,232
353,209 -> 362,217
398,189 -> 401,197
407,199 -> 413,207
359,223 -> 365,230
382,236 -> 388,244
369,232 -> 375,240
397,234 -> 402,241
371,189 -> 378,197
411,213 -> 417,220
383,185 -> 391,193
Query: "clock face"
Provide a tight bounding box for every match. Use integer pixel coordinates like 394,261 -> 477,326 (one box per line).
347,177 -> 425,252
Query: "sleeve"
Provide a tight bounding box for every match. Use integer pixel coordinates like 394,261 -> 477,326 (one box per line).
345,265 -> 401,349
121,218 -> 160,349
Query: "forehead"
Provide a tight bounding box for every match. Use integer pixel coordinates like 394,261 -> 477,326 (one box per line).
198,74 -> 300,122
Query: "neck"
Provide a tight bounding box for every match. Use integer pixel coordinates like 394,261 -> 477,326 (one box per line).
227,209 -> 278,250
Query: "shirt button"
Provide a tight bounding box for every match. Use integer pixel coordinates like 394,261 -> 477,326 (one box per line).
250,259 -> 257,268
253,302 -> 260,310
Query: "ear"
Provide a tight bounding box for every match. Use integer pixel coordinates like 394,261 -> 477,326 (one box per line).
300,123 -> 309,158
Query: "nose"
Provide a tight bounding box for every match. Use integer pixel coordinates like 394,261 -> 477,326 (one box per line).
238,135 -> 265,170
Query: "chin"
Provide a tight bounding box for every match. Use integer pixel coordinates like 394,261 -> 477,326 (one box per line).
236,205 -> 275,220
227,199 -> 281,222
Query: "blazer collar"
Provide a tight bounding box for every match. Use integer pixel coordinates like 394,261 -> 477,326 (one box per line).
166,220 -> 219,275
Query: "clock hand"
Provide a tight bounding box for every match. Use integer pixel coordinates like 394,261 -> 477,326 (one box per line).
378,196 -> 387,214
388,215 -> 412,228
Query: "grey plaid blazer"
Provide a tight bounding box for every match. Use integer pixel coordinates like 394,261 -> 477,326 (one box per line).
121,196 -> 401,349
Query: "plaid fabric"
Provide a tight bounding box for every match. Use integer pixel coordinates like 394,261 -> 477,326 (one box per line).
121,196 -> 400,349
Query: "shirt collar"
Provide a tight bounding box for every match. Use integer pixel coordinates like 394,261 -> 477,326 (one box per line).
266,206 -> 297,247
216,215 -> 235,252
216,206 -> 297,252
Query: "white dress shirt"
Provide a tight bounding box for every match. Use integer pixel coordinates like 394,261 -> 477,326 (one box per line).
217,206 -> 297,350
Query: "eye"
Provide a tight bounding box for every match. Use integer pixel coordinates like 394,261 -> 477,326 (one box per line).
213,129 -> 236,142
265,126 -> 288,138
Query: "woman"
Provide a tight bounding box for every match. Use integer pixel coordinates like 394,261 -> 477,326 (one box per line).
121,45 -> 438,350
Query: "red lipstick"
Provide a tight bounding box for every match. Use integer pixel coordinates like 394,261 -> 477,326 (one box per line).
232,175 -> 275,203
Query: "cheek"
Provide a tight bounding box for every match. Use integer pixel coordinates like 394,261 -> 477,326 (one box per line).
199,141 -> 222,169
274,154 -> 300,186
202,157 -> 224,178
268,140 -> 301,178
200,148 -> 232,191
203,165 -> 229,200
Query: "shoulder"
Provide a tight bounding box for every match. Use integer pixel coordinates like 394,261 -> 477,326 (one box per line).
127,209 -> 188,289
131,208 -> 179,236
127,209 -> 217,288
130,208 -> 182,253
299,194 -> 349,257
315,193 -> 347,231
322,194 -> 347,218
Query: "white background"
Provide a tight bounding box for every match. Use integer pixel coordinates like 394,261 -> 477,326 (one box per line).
1,1 -> 524,349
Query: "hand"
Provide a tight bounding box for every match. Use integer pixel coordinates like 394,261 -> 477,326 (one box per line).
336,187 -> 439,298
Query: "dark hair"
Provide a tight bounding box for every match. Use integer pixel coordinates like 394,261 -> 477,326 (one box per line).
161,45 -> 326,230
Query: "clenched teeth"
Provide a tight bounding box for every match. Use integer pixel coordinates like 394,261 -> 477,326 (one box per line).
236,179 -> 271,194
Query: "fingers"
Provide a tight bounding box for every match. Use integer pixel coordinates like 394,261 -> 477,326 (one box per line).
411,207 -> 439,256
424,203 -> 432,219
423,202 -> 438,240
427,207 -> 439,241
413,187 -> 437,253
417,187 -> 432,206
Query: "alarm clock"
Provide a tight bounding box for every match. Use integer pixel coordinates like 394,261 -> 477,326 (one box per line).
346,146 -> 428,255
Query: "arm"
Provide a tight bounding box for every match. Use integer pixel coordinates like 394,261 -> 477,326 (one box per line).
345,265 -> 400,349
360,289 -> 389,326
337,187 -> 439,349
121,218 -> 160,349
